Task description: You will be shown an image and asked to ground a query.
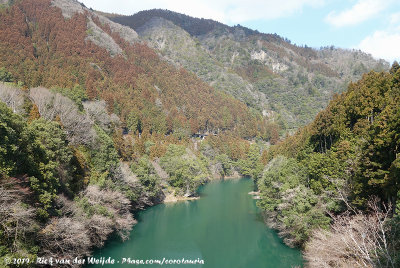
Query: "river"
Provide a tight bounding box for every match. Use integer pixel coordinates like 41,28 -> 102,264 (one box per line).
89,178 -> 303,267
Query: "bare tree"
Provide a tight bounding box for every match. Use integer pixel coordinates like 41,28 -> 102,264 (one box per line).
83,100 -> 120,133
39,217 -> 91,260
86,214 -> 114,247
53,93 -> 96,145
83,185 -> 136,241
56,195 -> 114,249
29,87 -> 96,145
0,83 -> 25,114
29,87 -> 55,118
56,187 -> 136,250
304,199 -> 396,268
0,186 -> 36,251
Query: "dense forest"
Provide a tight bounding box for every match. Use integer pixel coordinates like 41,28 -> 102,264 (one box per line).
0,80 -> 268,266
0,0 -> 268,138
258,64 -> 400,267
0,0 -> 267,265
0,0 -> 399,267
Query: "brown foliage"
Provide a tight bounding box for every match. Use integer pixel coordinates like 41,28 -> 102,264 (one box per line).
304,200 -> 396,268
207,133 -> 250,161
28,103 -> 40,121
0,0 -> 263,138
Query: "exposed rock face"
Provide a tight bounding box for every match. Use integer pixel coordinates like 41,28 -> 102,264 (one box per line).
86,17 -> 123,57
51,0 -> 138,55
51,0 -> 84,19
95,13 -> 138,44
251,50 -> 268,62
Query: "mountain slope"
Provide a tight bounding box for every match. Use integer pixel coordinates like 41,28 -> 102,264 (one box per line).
111,9 -> 389,129
258,64 -> 400,254
134,16 -> 265,110
0,0 -> 263,138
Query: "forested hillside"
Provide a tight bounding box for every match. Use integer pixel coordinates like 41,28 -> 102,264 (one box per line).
257,64 -> 400,266
111,9 -> 389,130
0,0 -> 266,138
0,80 -> 267,265
0,0 -> 270,265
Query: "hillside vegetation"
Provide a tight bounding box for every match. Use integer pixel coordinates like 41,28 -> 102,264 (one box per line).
111,9 -> 389,130
0,0 -> 266,138
0,79 -> 268,265
257,64 -> 400,266
0,0 -> 269,264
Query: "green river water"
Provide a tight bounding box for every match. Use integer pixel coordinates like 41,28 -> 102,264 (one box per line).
89,178 -> 303,267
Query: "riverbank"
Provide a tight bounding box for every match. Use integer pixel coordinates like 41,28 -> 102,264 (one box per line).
212,170 -> 242,180
162,172 -> 243,204
248,191 -> 261,199
163,192 -> 200,203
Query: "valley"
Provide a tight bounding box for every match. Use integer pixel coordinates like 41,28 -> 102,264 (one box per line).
0,0 -> 399,267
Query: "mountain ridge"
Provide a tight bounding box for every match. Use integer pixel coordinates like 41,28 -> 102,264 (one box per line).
109,9 -> 389,129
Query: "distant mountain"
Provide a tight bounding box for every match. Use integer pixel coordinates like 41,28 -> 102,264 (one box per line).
110,9 -> 389,129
